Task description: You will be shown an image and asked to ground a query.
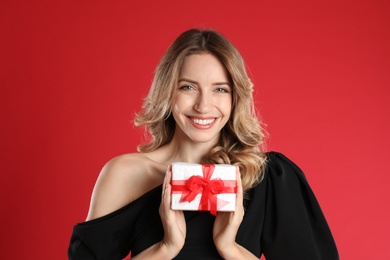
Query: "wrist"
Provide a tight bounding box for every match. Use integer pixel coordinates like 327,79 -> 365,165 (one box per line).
216,242 -> 240,260
158,240 -> 182,259
217,242 -> 258,260
131,240 -> 182,260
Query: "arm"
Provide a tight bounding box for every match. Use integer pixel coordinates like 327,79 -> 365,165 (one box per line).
132,168 -> 186,259
213,167 -> 258,260
69,155 -> 186,260
261,152 -> 339,260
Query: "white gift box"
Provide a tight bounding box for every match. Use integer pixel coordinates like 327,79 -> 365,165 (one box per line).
170,162 -> 237,215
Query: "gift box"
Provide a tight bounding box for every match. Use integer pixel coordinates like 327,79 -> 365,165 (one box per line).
170,162 -> 237,216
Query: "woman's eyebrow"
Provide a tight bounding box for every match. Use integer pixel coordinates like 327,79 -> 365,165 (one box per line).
178,78 -> 231,87
178,78 -> 198,84
214,82 -> 232,87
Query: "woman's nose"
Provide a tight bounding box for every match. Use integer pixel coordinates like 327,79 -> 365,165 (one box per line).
194,93 -> 212,113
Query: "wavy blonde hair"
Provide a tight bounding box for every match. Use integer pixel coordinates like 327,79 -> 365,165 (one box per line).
134,29 -> 266,190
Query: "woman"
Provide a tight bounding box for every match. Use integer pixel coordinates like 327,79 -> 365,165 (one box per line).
68,29 -> 338,259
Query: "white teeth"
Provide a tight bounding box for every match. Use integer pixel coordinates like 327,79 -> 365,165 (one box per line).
192,118 -> 215,125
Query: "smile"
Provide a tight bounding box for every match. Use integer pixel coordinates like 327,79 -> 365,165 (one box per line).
190,117 -> 216,125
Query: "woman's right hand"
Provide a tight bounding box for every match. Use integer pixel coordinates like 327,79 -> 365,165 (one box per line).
159,167 -> 186,256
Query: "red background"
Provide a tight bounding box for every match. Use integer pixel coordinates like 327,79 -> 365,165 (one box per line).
1,0 -> 389,259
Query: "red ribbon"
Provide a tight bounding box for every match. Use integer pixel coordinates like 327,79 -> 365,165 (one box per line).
171,164 -> 237,216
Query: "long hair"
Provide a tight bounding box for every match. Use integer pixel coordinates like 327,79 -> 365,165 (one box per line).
134,28 -> 267,190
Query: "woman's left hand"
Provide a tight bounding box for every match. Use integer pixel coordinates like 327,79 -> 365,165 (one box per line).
213,166 -> 246,258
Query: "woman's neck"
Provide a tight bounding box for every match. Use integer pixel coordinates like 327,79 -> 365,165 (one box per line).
152,134 -> 218,165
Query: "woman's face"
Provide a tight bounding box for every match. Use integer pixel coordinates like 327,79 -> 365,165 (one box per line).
172,53 -> 232,145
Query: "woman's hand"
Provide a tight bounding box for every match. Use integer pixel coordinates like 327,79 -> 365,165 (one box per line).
213,167 -> 256,259
131,167 -> 186,259
159,167 -> 186,256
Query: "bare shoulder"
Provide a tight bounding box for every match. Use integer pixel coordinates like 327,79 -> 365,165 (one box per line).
86,153 -> 167,221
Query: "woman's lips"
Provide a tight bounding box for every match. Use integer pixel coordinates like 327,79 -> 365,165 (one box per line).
188,116 -> 217,129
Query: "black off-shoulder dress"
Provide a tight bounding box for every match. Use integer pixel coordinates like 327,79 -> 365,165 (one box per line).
68,152 -> 339,259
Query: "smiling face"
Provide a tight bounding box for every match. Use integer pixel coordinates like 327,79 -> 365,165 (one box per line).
172,53 -> 232,145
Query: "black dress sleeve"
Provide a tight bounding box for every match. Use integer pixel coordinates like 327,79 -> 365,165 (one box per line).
68,204 -> 136,260
261,152 -> 339,259
68,185 -> 164,260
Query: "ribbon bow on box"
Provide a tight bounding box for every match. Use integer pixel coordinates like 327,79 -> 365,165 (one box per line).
171,163 -> 237,216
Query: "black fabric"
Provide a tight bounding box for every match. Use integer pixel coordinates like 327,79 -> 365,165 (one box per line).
68,152 -> 338,259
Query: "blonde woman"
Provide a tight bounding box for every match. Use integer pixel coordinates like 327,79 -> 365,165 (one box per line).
68,29 -> 338,259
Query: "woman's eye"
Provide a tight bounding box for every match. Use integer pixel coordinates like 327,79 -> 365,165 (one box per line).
215,87 -> 229,93
179,85 -> 194,90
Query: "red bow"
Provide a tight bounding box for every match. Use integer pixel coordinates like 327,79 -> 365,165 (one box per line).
171,164 -> 236,216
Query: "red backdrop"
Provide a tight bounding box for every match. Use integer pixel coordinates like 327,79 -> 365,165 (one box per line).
1,0 -> 389,259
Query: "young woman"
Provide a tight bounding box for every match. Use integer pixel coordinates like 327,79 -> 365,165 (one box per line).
68,29 -> 338,259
